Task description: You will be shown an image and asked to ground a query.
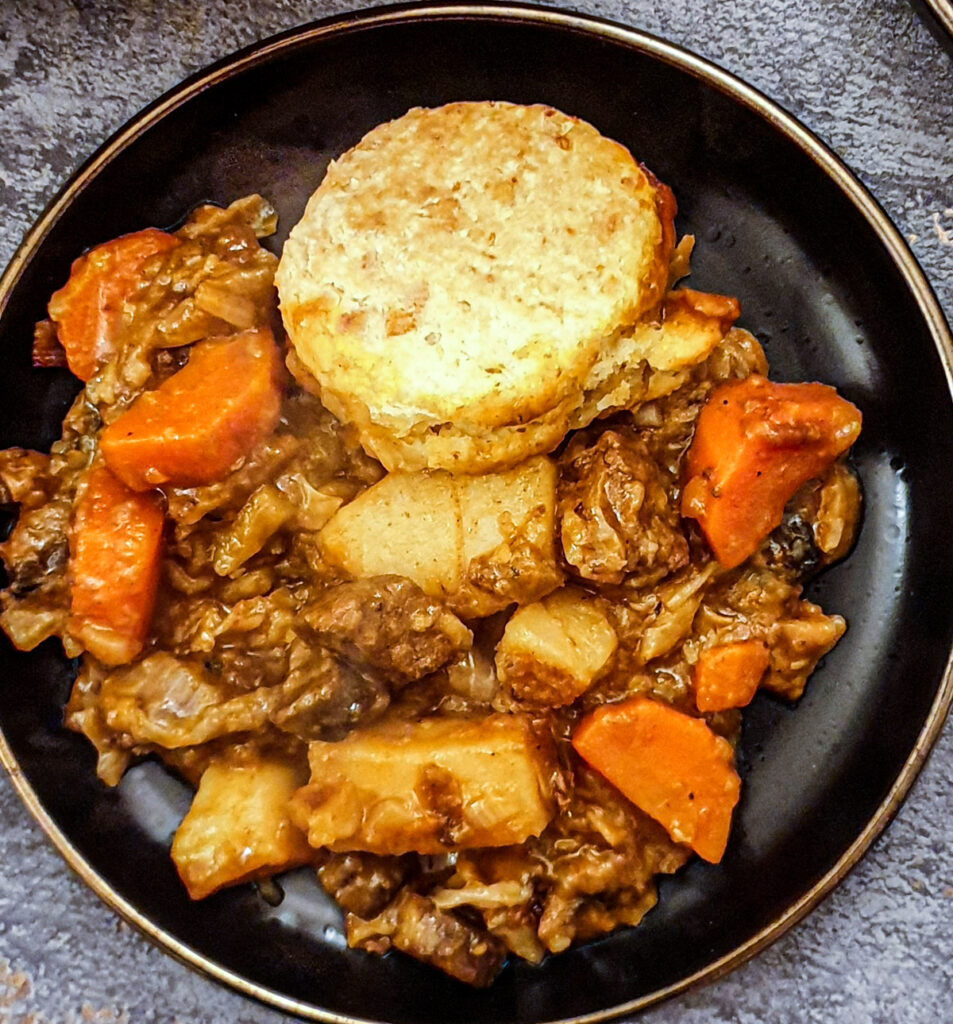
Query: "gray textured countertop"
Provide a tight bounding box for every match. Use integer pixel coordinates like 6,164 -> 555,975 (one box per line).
1,1 -> 952,1022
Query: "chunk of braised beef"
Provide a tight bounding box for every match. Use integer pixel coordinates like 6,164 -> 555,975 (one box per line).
318,851 -> 415,918
558,429 -> 688,586
0,449 -> 77,649
347,890 -> 506,988
0,450 -> 65,592
269,641 -> 390,741
301,576 -> 471,686
0,448 -> 55,510
1,499 -> 70,594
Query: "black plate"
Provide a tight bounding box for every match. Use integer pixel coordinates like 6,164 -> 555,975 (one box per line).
2,5 -> 953,1023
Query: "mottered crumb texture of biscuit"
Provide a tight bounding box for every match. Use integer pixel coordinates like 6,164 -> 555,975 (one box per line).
276,101 -> 677,472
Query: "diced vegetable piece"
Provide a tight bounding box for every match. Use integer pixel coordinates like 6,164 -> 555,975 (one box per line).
761,601 -> 845,700
456,458 -> 556,572
318,455 -> 561,617
289,714 -> 557,855
212,483 -> 295,576
572,696 -> 740,863
276,474 -> 343,532
99,652 -> 275,748
628,288 -> 741,373
812,463 -> 862,562
193,279 -> 259,329
639,564 -> 716,665
67,465 -> 164,666
100,327 -> 283,490
47,228 -> 179,380
495,587 -> 617,706
321,471 -> 458,594
171,757 -> 313,900
693,640 -> 769,712
681,375 -> 861,569
0,601 -> 65,653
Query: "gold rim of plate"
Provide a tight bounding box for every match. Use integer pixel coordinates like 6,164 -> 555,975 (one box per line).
0,4 -> 952,1023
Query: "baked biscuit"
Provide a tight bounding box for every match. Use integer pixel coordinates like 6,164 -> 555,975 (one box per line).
277,102 -> 678,472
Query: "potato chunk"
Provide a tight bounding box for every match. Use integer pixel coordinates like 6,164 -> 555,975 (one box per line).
321,471 -> 458,593
632,288 -> 740,374
171,757 -> 313,900
318,455 -> 561,617
289,715 -> 556,854
495,588 -> 618,707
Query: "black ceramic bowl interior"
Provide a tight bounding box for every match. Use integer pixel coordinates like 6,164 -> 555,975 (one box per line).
2,5 -> 952,1023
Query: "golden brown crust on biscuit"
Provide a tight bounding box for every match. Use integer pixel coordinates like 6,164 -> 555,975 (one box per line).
286,285 -> 742,475
277,102 -> 683,471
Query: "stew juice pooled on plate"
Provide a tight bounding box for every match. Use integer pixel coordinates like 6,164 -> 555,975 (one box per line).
0,181 -> 861,985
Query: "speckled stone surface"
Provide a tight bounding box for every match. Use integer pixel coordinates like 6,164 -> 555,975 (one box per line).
0,1 -> 951,1022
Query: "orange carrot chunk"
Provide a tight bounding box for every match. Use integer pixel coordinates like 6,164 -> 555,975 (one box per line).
693,639 -> 770,713
100,327 -> 283,491
681,375 -> 861,569
68,465 -> 164,666
47,228 -> 179,381
572,696 -> 740,863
